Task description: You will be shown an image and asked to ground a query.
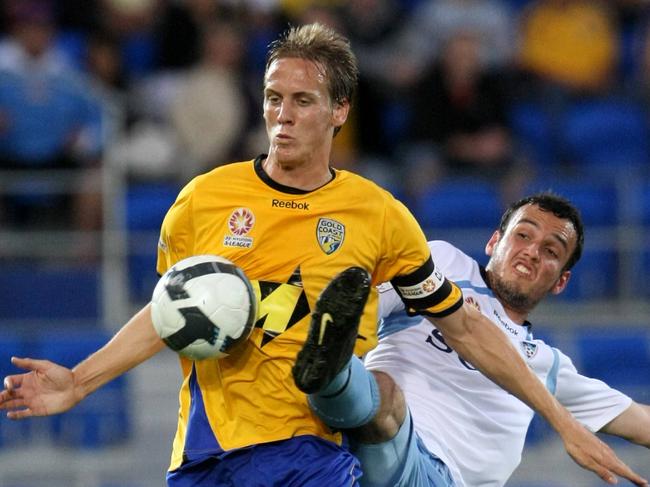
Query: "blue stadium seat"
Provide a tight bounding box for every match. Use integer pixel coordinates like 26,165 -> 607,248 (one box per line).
574,327 -> 650,395
35,329 -> 131,448
509,101 -> 559,169
562,98 -> 650,177
555,248 -> 619,301
524,413 -> 554,447
413,179 -> 504,230
126,182 -> 180,231
126,183 -> 179,303
0,264 -> 100,321
525,177 -> 618,226
129,252 -> 159,304
640,182 -> 650,297
641,181 -> 650,226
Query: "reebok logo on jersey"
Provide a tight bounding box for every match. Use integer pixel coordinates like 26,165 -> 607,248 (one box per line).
272,199 -> 310,210
316,218 -> 345,255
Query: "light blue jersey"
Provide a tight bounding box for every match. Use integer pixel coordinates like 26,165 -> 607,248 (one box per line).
365,241 -> 632,487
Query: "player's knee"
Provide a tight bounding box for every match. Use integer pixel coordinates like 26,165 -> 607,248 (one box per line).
349,371 -> 406,444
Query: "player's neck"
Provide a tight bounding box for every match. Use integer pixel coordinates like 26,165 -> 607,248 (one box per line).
499,303 -> 529,326
263,155 -> 333,191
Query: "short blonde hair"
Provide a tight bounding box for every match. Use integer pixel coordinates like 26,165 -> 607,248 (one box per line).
265,23 -> 359,108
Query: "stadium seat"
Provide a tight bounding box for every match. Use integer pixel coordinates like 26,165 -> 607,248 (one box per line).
638,181 -> 650,297
524,413 -> 554,447
525,177 -> 618,226
574,327 -> 650,395
508,101 -> 559,170
555,248 -> 619,301
0,264 -> 100,321
126,182 -> 179,303
562,98 -> 650,177
126,182 -> 180,231
35,329 -> 131,449
413,178 -> 504,230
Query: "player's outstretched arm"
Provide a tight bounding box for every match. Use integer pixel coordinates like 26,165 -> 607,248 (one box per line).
600,402 -> 650,448
431,303 -> 648,486
1,304 -> 165,419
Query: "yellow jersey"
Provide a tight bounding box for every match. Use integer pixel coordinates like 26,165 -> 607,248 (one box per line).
157,156 -> 462,469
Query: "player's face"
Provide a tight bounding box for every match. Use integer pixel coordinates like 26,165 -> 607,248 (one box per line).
485,204 -> 577,313
263,57 -> 349,168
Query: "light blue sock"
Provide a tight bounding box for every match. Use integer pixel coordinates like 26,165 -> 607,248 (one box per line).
308,355 -> 380,429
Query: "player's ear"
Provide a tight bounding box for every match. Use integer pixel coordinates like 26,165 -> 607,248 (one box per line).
485,230 -> 501,257
551,270 -> 571,295
332,98 -> 350,129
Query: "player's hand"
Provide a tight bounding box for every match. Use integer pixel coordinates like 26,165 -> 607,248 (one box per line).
562,421 -> 648,486
0,357 -> 78,419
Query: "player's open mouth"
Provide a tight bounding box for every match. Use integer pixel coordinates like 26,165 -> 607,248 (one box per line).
514,263 -> 531,276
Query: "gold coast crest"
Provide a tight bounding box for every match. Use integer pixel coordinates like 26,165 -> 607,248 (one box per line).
316,217 -> 345,255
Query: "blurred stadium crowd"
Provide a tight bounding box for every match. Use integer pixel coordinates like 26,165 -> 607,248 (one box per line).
1,0 -> 650,231
0,1 -> 649,485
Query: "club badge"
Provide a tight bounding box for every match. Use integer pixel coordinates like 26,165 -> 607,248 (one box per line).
316,217 -> 345,255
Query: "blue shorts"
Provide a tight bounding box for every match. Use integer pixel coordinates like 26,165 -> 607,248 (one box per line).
166,435 -> 362,487
352,409 -> 455,487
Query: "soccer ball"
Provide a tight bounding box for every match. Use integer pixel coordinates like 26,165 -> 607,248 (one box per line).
151,255 -> 257,360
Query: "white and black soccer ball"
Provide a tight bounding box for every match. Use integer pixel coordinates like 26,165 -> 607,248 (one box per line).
151,255 -> 257,360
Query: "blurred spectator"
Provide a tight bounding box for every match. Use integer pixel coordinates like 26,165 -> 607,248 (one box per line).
98,0 -> 159,79
169,20 -> 259,181
517,0 -> 619,95
396,0 -> 516,75
0,0 -> 105,236
614,0 -> 650,85
338,0 -> 413,180
153,0 -> 231,71
85,31 -> 129,146
404,30 -> 527,204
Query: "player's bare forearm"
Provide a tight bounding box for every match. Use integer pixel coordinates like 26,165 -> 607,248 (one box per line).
601,402 -> 650,448
431,303 -> 570,431
72,303 -> 165,400
1,304 -> 165,420
430,303 -> 648,486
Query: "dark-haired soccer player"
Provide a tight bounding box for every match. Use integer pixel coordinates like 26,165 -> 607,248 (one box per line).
303,193 -> 650,486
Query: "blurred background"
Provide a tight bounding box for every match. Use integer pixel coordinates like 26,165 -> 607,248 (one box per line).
0,0 -> 648,485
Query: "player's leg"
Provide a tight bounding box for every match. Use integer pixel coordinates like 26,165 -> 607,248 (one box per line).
293,267 -> 380,428
308,365 -> 455,487
352,405 -> 456,487
292,267 -> 455,486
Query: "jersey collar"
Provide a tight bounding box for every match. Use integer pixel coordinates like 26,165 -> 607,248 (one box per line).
254,154 -> 337,194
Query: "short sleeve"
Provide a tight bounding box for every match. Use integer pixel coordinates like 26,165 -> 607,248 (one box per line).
554,350 -> 632,432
